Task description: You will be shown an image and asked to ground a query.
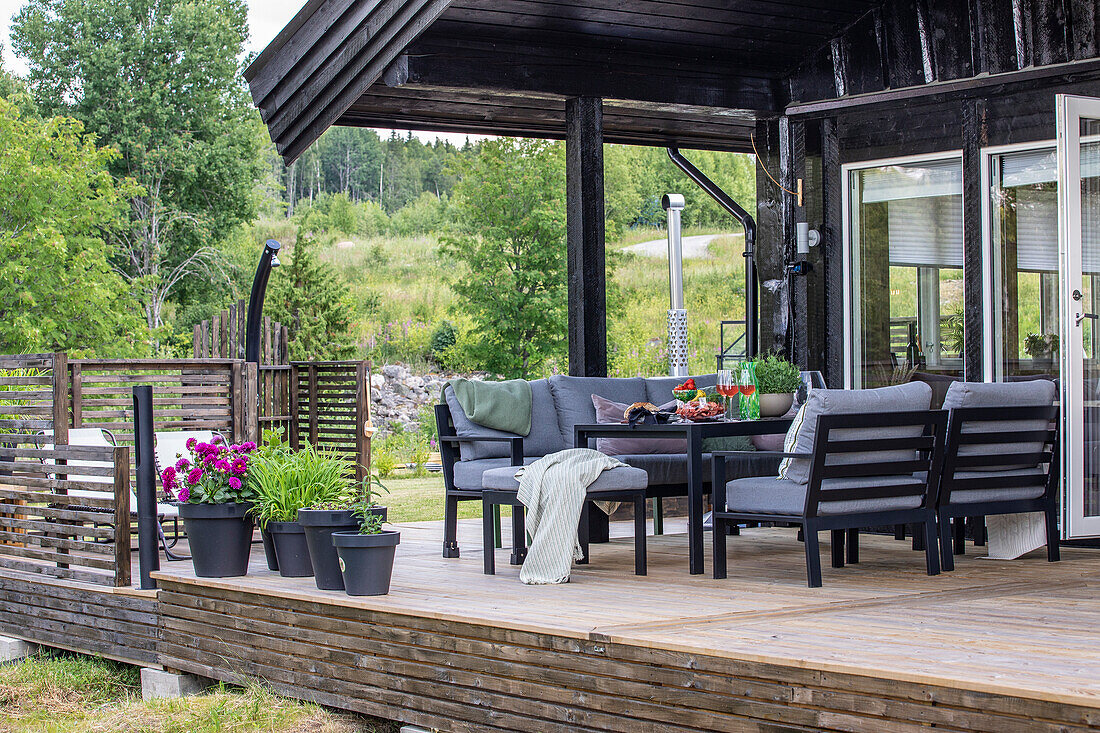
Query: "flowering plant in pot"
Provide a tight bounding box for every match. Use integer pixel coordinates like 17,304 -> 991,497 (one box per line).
160,437 -> 257,578
751,354 -> 802,417
249,444 -> 347,578
332,498 -> 400,597
299,472 -> 388,591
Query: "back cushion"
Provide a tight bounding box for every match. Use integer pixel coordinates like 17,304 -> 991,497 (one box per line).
778,381 -> 934,484
548,376 -> 647,448
591,395 -> 685,455
644,374 -> 718,405
443,379 -> 566,460
942,380 -> 1056,471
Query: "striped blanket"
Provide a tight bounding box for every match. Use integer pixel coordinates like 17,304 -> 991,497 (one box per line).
515,448 -> 625,585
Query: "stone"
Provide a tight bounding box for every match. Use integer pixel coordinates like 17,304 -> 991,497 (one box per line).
370,373 -> 385,389
381,364 -> 404,380
0,636 -> 38,663
140,668 -> 210,700
399,727 -> 433,733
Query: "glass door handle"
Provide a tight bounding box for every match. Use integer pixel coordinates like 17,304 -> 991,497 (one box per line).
1076,312 -> 1098,326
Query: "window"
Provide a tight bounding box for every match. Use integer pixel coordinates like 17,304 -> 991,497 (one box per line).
846,156 -> 965,388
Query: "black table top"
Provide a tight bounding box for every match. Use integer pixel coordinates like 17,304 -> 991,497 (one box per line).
574,417 -> 792,439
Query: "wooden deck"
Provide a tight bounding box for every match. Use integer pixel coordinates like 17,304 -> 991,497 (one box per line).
142,519 -> 1100,732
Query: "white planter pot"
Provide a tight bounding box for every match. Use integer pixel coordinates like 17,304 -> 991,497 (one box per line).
759,392 -> 794,417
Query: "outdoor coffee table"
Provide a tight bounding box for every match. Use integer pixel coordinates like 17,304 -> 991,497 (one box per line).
574,417 -> 794,575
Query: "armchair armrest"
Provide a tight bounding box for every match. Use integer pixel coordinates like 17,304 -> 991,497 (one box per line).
436,435 -> 524,465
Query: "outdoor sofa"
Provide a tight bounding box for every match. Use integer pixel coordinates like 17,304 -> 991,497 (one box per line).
435,374 -> 780,558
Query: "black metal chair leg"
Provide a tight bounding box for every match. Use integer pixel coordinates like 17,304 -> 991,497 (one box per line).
577,501 -> 590,565
803,525 -> 823,588
1045,504 -> 1061,562
846,528 -> 859,564
939,513 -> 955,572
159,522 -> 190,562
482,496 -> 496,575
633,493 -> 646,576
972,516 -> 986,546
830,529 -> 845,568
911,523 -> 926,551
953,516 -> 966,555
923,517 -> 941,576
443,494 -> 461,558
493,504 -> 502,549
652,498 -> 663,536
894,524 -> 906,540
712,516 -> 727,579
510,504 -> 527,565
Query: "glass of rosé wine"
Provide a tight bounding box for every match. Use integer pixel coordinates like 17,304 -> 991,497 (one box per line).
717,369 -> 738,420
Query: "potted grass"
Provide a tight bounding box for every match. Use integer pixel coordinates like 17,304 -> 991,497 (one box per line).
250,444 -> 347,578
250,429 -> 293,571
299,473 -> 388,591
332,497 -> 400,596
162,437 -> 258,578
752,354 -> 802,417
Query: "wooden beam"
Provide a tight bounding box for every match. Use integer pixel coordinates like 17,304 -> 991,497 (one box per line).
820,117 -> 844,388
961,98 -> 987,381
565,97 -> 607,378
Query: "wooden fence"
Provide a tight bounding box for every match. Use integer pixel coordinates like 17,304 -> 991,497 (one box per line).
290,362 -> 372,479
0,354 -> 131,587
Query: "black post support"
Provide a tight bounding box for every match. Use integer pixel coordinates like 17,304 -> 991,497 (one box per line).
566,96 -> 608,378
962,99 -> 987,381
132,385 -> 159,590
245,239 -> 282,364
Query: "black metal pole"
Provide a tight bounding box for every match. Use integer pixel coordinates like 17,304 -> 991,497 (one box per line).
245,239 -> 282,364
667,148 -> 758,358
132,385 -> 159,590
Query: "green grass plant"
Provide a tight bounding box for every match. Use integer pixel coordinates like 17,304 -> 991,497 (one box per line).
250,444 -> 350,526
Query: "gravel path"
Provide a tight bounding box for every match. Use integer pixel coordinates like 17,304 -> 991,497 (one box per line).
622,233 -> 739,259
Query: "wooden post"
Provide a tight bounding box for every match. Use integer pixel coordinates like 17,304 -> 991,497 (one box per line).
113,446 -> 131,588
218,310 -> 229,359
51,353 -> 68,446
230,361 -> 244,443
565,96 -> 608,377
70,362 -> 83,428
308,364 -> 319,446
244,362 -> 259,443
355,361 -> 370,480
289,364 -> 301,450
193,324 -> 202,359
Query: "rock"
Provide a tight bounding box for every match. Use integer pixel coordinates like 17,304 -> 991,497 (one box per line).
370,373 -> 385,389
335,240 -> 356,249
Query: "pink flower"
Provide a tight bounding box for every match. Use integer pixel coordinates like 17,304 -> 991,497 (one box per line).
174,458 -> 190,471
186,467 -> 203,485
177,486 -> 190,503
228,477 -> 242,490
160,467 -> 176,492
203,454 -> 216,467
231,457 -> 247,474
185,437 -> 197,450
212,435 -> 224,445
214,459 -> 231,473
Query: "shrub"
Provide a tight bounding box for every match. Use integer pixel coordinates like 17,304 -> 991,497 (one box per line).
390,192 -> 448,235
429,321 -> 457,363
373,446 -> 397,478
410,440 -> 430,478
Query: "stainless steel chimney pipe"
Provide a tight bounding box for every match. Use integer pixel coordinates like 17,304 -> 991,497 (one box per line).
662,194 -> 689,378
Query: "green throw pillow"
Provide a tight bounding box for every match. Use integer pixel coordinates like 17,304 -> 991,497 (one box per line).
702,435 -> 756,452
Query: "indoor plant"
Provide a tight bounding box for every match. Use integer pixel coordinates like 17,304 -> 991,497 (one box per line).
299,472 -> 389,591
332,498 -> 400,596
751,354 -> 802,417
162,437 -> 257,578
250,443 -> 347,578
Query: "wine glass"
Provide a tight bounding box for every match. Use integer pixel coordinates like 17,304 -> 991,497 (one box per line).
717,369 -> 737,420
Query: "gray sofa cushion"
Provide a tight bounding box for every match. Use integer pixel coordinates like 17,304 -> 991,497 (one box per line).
942,380 -> 1056,471
778,382 -> 933,485
453,457 -> 539,491
616,452 -> 780,487
482,464 -> 648,491
548,376 -> 647,447
444,379 -> 565,461
948,468 -> 1047,503
644,373 -> 718,405
725,475 -> 925,516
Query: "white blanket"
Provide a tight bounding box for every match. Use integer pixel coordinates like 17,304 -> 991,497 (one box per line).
515,448 -> 625,585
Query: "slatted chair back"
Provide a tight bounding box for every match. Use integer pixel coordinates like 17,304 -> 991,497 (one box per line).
805,410 -> 948,518
939,405 -> 1059,507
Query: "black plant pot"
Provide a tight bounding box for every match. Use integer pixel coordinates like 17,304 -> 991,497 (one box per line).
178,502 -> 253,578
332,529 -> 400,596
260,527 -> 279,572
267,520 -> 314,577
299,506 -> 389,591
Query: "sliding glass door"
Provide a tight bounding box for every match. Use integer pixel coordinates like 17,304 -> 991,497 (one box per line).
844,155 -> 965,388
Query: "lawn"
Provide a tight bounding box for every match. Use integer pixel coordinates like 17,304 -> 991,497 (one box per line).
383,474 -> 511,523
0,652 -> 396,733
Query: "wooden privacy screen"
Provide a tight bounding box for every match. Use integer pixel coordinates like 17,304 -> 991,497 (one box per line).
290,362 -> 371,479
0,354 -> 131,586
69,359 -> 258,446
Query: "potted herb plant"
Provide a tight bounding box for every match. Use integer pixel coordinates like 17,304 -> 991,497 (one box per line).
250,444 -> 347,578
1025,333 -> 1059,370
299,473 -> 389,591
332,497 -> 400,596
162,437 -> 257,578
751,354 -> 802,417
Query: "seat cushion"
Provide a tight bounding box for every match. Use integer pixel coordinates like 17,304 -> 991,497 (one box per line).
724,475 -> 925,516
444,379 -> 565,461
482,464 -> 649,492
778,382 -> 933,484
452,457 -> 539,491
948,468 -> 1048,504
644,374 -> 718,405
548,376 -> 647,447
943,380 -> 1056,472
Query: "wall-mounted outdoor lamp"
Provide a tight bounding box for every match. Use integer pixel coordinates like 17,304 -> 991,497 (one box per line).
795,222 -> 821,255
245,239 -> 282,364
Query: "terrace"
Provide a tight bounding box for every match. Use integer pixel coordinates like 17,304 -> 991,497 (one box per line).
5,0 -> 1100,730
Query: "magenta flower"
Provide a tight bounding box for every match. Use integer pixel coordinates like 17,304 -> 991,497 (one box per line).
177,486 -> 190,503
240,441 -> 257,452
174,457 -> 190,471
231,457 -> 247,474
212,435 -> 224,445
203,454 -> 216,467
186,467 -> 203,485
228,476 -> 242,490
160,466 -> 176,492
214,459 -> 231,473
186,437 -> 197,450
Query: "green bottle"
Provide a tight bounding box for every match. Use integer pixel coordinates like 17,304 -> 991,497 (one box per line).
739,361 -> 760,420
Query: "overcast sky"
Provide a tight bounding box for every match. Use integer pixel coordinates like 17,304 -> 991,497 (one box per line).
0,0 -> 478,145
